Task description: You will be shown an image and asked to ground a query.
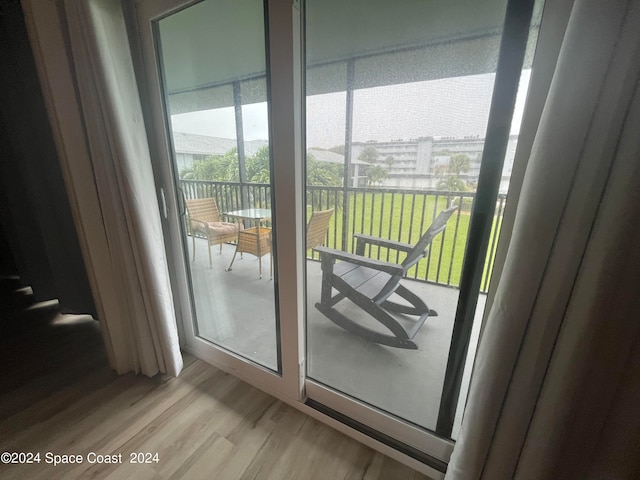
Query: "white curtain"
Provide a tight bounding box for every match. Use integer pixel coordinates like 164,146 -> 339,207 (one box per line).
447,0 -> 640,478
55,0 -> 183,377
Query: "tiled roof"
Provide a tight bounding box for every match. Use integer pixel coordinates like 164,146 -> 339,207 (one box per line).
173,132 -> 268,156
174,134 -> 369,166
308,148 -> 370,165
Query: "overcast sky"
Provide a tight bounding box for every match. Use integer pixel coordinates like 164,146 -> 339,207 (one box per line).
170,70 -> 530,149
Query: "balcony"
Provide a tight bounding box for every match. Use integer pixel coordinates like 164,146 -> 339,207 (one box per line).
180,180 -> 506,294
179,179 -> 504,436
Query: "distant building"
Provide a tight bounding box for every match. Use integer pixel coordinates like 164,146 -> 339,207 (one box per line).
173,134 -> 373,187
174,132 -> 518,192
308,148 -> 370,187
351,135 -> 518,192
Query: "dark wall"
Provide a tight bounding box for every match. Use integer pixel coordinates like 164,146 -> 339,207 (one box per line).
0,0 -> 95,315
0,221 -> 17,275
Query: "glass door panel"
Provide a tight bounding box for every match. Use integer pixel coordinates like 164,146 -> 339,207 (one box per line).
155,0 -> 278,371
305,0 -> 540,440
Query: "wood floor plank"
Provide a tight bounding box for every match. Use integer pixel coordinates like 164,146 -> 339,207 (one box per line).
0,290 -> 432,480
181,435 -> 236,480
43,364 -> 229,480
240,412 -> 305,479
100,461 -> 163,480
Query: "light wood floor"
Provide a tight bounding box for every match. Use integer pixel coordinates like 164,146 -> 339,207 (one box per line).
0,286 -> 429,479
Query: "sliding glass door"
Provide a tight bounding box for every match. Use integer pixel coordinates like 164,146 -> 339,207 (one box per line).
303,0 -> 542,459
136,0 -> 288,390
135,0 -> 543,474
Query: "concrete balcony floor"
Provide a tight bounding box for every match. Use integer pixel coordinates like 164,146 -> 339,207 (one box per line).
186,237 -> 484,438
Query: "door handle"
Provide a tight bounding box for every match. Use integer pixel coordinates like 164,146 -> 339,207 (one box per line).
159,187 -> 168,219
177,187 -> 187,217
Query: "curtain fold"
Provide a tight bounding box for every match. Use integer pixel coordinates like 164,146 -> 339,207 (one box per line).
518,81 -> 640,478
62,0 -> 182,377
446,0 -> 640,478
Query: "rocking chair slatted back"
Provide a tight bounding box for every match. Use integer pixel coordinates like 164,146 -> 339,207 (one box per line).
401,205 -> 458,271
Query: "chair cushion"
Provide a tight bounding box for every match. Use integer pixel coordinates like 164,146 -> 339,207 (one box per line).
206,221 -> 240,235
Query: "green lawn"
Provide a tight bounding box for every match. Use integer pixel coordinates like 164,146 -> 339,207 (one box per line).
182,179 -> 505,293
309,192 -> 504,292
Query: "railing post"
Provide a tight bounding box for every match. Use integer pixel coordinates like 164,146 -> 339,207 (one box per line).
341,59 -> 355,252
233,81 -> 250,210
181,181 -> 508,295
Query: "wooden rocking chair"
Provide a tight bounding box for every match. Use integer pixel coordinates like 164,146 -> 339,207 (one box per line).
314,206 -> 457,349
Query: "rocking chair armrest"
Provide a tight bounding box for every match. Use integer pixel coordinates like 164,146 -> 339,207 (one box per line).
313,246 -> 404,275
353,234 -> 414,253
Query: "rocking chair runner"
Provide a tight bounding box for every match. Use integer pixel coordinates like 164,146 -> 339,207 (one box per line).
314,206 -> 458,349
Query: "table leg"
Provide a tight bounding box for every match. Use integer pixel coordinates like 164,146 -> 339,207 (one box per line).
225,218 -> 242,272
256,219 -> 262,279
225,247 -> 239,272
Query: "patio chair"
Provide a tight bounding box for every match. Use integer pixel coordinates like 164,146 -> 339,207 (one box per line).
314,205 -> 457,349
185,197 -> 240,268
269,208 -> 335,279
230,225 -> 272,279
306,208 -> 335,251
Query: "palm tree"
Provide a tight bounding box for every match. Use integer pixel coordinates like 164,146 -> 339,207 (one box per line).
367,165 -> 387,186
435,153 -> 471,192
384,155 -> 395,169
358,146 -> 379,164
